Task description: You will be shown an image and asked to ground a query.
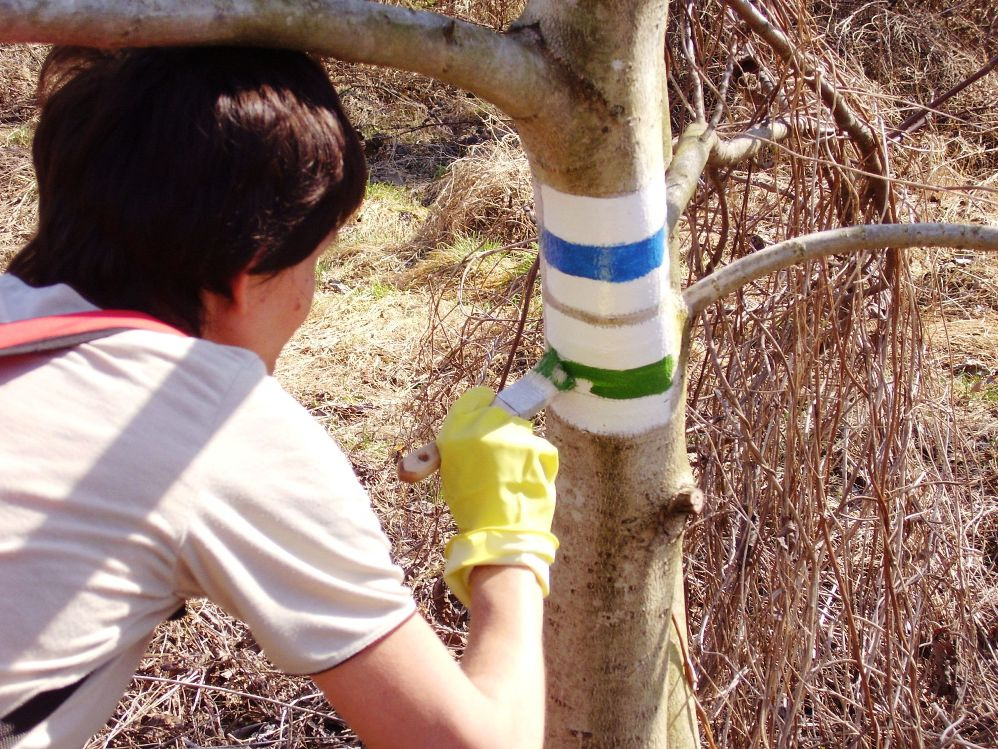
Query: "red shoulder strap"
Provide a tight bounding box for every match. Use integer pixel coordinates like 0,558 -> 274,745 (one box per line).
0,310 -> 187,357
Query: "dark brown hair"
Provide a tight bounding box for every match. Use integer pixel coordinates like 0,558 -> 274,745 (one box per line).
9,46 -> 367,334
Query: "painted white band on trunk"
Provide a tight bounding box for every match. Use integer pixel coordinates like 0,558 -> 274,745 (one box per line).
549,386 -> 681,436
541,262 -> 670,319
535,177 -> 678,435
544,304 -> 675,371
536,180 -> 667,247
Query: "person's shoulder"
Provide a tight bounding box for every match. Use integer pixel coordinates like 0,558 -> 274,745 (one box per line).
111,327 -> 265,373
0,273 -> 95,320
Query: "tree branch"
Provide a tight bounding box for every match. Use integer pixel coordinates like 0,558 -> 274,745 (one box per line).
666,122 -> 715,236
666,121 -> 783,234
891,52 -> 998,140
708,121 -> 790,166
724,0 -> 887,206
666,118 -> 837,229
0,0 -> 558,119
684,223 -> 998,316
709,117 -> 840,166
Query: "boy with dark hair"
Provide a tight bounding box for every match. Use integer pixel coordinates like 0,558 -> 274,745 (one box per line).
0,46 -> 558,748
10,46 -> 367,338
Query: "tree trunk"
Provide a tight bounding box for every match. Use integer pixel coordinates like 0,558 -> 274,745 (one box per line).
545,417 -> 699,747
512,1 -> 700,745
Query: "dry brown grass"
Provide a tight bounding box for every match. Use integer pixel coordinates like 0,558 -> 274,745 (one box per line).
0,0 -> 996,743
95,602 -> 359,748
0,46 -> 40,269
409,135 -> 534,257
828,0 -> 997,172
660,2 -> 998,745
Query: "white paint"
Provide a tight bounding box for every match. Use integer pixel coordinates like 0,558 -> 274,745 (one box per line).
535,178 -> 667,248
542,262 -> 669,318
544,302 -> 678,371
535,176 -> 677,434
549,385 -> 681,436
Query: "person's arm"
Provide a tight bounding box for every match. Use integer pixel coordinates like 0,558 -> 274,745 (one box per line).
312,564 -> 544,749
313,388 -> 558,748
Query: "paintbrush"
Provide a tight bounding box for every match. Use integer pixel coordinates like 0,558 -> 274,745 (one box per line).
397,349 -> 574,483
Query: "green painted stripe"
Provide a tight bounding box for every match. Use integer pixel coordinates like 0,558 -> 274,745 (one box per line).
535,347 -> 675,400
562,355 -> 674,400
534,348 -> 576,391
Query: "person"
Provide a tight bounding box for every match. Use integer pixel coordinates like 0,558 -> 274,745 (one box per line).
0,46 -> 559,749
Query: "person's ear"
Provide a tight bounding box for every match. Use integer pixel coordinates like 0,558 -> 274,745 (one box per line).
227,269 -> 254,317
201,269 -> 255,336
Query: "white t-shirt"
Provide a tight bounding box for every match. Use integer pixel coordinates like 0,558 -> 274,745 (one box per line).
0,274 -> 416,748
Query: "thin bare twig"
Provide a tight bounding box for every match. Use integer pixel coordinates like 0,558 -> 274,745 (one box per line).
682,0 -> 707,122
132,675 -> 335,721
891,51 -> 998,139
497,253 -> 540,390
725,0 -> 889,210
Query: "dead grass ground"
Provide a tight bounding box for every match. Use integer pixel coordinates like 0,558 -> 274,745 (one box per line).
0,3 -> 996,744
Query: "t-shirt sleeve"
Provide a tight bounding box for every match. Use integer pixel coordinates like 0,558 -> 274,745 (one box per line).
172,371 -> 416,675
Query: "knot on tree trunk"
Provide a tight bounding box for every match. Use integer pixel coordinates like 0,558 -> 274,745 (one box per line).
666,484 -> 705,517
660,484 -> 704,545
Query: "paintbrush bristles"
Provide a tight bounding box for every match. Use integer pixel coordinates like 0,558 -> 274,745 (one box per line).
494,369 -> 564,419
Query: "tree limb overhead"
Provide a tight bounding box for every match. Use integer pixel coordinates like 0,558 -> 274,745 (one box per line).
0,0 -> 560,119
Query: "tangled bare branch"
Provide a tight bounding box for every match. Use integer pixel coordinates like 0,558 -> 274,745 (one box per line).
724,0 -> 890,212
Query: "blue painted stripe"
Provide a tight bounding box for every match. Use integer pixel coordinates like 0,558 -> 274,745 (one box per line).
541,226 -> 665,283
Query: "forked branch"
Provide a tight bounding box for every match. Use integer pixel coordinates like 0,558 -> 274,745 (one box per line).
666,118 -> 820,231
684,223 -> 998,316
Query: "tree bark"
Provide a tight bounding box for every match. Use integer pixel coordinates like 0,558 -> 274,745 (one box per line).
546,418 -> 698,747
511,2 -> 700,745
0,2 -> 702,746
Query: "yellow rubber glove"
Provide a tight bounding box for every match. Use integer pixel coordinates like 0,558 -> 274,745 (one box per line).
436,387 -> 559,607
